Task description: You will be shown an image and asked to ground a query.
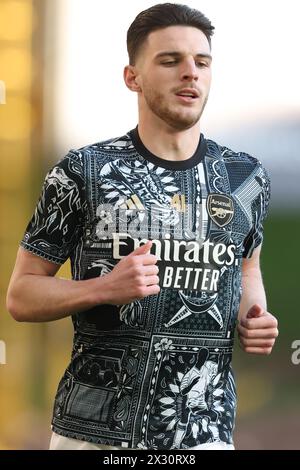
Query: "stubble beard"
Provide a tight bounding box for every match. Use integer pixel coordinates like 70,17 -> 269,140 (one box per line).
143,88 -> 208,131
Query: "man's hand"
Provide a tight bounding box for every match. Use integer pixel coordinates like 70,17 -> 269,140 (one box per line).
100,240 -> 160,305
237,304 -> 279,355
6,243 -> 160,322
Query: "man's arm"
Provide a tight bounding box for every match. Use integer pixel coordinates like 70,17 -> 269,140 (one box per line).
6,242 -> 160,323
237,244 -> 279,355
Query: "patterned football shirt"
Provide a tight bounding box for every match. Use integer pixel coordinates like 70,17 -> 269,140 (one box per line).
21,128 -> 270,449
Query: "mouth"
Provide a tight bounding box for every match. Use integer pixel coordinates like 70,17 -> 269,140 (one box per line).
175,88 -> 199,103
175,88 -> 199,99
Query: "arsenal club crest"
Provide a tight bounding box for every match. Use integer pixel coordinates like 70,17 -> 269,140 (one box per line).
207,194 -> 234,228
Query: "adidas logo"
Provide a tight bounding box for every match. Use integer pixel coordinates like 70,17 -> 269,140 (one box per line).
119,195 -> 145,211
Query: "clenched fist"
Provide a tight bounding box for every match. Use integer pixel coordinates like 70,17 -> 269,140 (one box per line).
237,304 -> 279,355
99,240 -> 160,305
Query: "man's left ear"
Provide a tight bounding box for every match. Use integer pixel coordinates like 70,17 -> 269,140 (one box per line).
123,65 -> 141,92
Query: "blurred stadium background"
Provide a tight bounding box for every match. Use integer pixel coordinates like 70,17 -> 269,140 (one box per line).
0,0 -> 299,449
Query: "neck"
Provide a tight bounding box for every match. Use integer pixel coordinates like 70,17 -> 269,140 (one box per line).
137,114 -> 201,162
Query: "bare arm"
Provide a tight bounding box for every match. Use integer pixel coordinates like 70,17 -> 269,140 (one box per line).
237,244 -> 278,355
6,242 -> 160,323
238,244 -> 267,322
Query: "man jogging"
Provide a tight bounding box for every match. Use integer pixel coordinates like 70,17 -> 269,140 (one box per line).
7,3 -> 278,450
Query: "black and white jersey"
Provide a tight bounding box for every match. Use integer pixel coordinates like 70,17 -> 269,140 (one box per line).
21,128 -> 270,449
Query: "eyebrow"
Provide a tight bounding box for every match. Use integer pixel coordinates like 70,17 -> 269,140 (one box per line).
155,51 -> 212,61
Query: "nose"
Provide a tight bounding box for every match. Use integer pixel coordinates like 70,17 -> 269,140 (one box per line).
180,57 -> 199,82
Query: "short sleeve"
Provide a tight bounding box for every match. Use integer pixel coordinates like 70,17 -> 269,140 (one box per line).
243,164 -> 271,258
20,151 -> 85,264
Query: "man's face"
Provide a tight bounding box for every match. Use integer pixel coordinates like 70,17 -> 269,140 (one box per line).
133,26 -> 212,130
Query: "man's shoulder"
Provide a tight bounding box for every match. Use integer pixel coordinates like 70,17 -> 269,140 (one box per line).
206,137 -> 263,168
54,131 -> 135,174
72,131 -> 134,157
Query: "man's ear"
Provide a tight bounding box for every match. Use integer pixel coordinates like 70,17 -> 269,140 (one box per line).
123,65 -> 142,92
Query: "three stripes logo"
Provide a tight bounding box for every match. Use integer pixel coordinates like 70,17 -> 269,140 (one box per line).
119,193 -> 186,212
119,194 -> 145,211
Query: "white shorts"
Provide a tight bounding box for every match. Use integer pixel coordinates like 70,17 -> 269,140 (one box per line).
49,432 -> 234,450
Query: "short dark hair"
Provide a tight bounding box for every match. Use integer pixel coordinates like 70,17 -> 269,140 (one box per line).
127,3 -> 214,65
